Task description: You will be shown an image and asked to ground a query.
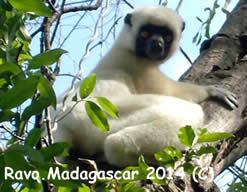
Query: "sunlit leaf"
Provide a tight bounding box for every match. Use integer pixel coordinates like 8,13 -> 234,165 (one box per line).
85,101 -> 109,132
154,152 -> 175,168
79,73 -> 96,99
164,146 -> 182,160
78,184 -> 91,192
96,97 -> 119,118
138,155 -> 149,173
8,0 -> 52,17
197,132 -> 233,143
178,125 -> 195,148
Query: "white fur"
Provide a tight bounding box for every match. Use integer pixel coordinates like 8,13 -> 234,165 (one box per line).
52,6 -> 210,167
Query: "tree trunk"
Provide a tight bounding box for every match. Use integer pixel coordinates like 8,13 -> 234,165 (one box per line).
177,0 -> 247,191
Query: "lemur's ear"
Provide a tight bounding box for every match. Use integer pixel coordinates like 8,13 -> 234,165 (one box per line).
124,13 -> 132,26
182,21 -> 185,31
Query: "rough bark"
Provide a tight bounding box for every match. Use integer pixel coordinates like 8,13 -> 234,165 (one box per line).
177,0 -> 247,191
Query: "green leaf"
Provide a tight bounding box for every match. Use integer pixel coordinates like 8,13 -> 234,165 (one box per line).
138,155 -> 149,174
28,49 -> 67,70
0,110 -> 15,123
197,132 -> 234,143
85,101 -> 109,132
22,95 -> 50,120
183,163 -> 195,175
196,146 -> 217,156
178,125 -> 195,148
192,32 -> 199,43
0,63 -> 22,76
11,144 -> 44,163
21,74 -> 56,119
25,128 -> 44,147
0,76 -> 39,109
164,146 -> 182,161
0,79 -> 8,88
96,97 -> 119,118
196,34 -> 203,46
40,142 -> 70,161
79,73 -> 96,99
154,152 -> 175,168
197,128 -> 208,137
4,150 -> 31,171
37,75 -> 56,109
8,0 -> 52,17
78,184 -> 91,192
22,74 -> 57,120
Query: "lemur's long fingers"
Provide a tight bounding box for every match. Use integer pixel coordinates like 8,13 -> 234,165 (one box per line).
226,94 -> 239,109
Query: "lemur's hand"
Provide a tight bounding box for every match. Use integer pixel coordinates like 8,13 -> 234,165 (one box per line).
206,85 -> 238,110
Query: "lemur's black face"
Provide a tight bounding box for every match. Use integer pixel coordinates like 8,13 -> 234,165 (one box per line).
135,24 -> 174,60
124,13 -> 185,61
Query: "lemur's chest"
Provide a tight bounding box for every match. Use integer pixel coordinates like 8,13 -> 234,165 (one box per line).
131,69 -> 169,95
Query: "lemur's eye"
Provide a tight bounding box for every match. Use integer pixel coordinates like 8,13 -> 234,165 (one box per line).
140,31 -> 149,39
164,35 -> 172,42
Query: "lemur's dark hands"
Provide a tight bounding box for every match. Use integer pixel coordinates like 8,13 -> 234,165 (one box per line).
206,85 -> 238,110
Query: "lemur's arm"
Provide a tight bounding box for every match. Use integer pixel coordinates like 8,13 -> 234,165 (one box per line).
167,80 -> 238,109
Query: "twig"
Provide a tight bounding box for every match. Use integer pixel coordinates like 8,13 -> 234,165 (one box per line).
89,16 -> 122,52
61,0 -> 110,108
64,0 -> 92,6
176,0 -> 183,13
46,0 -> 57,12
179,46 -> 193,65
57,73 -> 81,80
113,0 -> 121,40
222,0 -> 231,17
50,0 -> 66,45
0,124 -> 25,141
31,27 -> 42,38
45,108 -> 54,145
122,0 -> 134,9
59,10 -> 89,48
61,0 -> 103,13
56,99 -> 84,123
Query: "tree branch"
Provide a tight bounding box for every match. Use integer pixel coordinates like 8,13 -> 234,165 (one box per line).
61,0 -> 103,14
179,0 -> 247,190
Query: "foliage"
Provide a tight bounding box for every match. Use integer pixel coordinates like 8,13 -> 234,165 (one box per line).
79,73 -> 118,132
0,0 -> 119,190
193,0 -> 220,45
0,0 -> 76,190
